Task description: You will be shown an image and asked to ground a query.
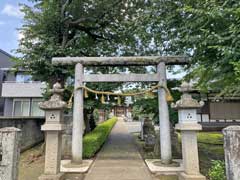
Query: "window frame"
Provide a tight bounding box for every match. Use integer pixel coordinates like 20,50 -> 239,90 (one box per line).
12,98 -> 31,117
31,98 -> 44,117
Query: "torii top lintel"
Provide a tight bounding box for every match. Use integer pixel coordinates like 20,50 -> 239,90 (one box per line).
52,56 -> 189,66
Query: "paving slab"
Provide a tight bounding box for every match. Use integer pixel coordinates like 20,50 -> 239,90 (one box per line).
84,118 -> 153,180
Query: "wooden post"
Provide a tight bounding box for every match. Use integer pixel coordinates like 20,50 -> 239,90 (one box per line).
72,63 -> 84,163
157,62 -> 172,164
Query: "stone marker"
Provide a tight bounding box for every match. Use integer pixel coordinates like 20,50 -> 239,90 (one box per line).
172,82 -> 206,180
223,126 -> 240,180
39,82 -> 67,180
143,117 -> 156,150
140,117 -> 144,140
62,115 -> 73,159
143,117 -> 155,138
0,127 -> 21,180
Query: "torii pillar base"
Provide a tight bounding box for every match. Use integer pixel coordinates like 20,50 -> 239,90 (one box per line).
60,159 -> 93,173
179,172 -> 206,180
38,173 -> 64,180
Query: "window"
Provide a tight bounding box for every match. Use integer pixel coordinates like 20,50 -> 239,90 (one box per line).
13,99 -> 30,116
31,100 -> 44,117
13,98 -> 44,117
16,73 -> 32,83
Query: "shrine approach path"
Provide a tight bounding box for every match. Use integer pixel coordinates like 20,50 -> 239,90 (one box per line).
84,117 -> 153,180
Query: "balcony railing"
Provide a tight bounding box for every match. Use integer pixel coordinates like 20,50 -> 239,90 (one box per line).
3,81 -> 42,83
1,81 -> 46,98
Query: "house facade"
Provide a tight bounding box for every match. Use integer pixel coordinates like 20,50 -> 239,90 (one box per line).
193,92 -> 240,130
0,49 -> 45,117
194,93 -> 240,123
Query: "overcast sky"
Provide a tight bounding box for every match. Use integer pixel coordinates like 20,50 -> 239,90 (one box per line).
0,0 -> 29,55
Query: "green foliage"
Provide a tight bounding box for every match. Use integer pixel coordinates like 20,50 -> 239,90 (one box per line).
93,109 -> 99,122
208,160 -> 226,180
132,80 -> 181,124
138,0 -> 240,94
233,62 -> 240,81
83,117 -> 117,158
18,0 -> 240,95
17,0 -> 150,83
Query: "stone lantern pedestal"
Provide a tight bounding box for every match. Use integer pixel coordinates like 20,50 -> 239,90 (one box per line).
172,82 -> 206,180
38,82 -> 66,180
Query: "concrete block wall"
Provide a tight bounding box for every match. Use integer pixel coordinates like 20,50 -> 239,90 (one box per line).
0,117 -> 44,151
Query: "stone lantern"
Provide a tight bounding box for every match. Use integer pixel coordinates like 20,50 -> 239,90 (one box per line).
172,82 -> 206,180
38,82 -> 67,180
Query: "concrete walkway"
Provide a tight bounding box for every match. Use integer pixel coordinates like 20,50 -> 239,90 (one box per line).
84,118 -> 153,180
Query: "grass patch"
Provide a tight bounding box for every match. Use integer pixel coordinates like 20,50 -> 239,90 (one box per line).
197,132 -> 224,176
197,132 -> 223,145
83,117 -> 117,158
134,131 -> 225,178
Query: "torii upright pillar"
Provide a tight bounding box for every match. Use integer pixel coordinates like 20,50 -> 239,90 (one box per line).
72,63 -> 84,163
157,62 -> 172,164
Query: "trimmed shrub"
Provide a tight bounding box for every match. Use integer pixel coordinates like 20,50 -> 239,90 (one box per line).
83,117 -> 117,158
208,160 -> 226,180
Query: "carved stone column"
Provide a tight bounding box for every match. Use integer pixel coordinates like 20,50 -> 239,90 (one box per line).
0,127 -> 21,180
223,126 -> 240,180
38,82 -> 66,180
172,82 -> 206,180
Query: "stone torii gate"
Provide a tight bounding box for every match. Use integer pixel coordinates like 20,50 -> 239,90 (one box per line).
52,56 -> 188,167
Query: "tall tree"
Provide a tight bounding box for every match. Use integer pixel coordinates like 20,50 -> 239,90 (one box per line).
137,0 -> 240,94
17,0 -> 150,83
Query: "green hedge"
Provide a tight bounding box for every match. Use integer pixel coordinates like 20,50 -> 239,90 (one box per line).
83,117 -> 117,158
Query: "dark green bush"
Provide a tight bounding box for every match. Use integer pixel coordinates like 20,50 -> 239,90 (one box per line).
83,117 -> 117,158
208,160 -> 226,180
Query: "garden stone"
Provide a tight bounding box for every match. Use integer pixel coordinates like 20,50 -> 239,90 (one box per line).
145,134 -> 156,150
143,117 -> 156,150
143,117 -> 155,138
154,130 -> 160,156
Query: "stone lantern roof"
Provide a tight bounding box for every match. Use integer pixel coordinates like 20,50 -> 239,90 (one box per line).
39,82 -> 67,110
171,81 -> 204,109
